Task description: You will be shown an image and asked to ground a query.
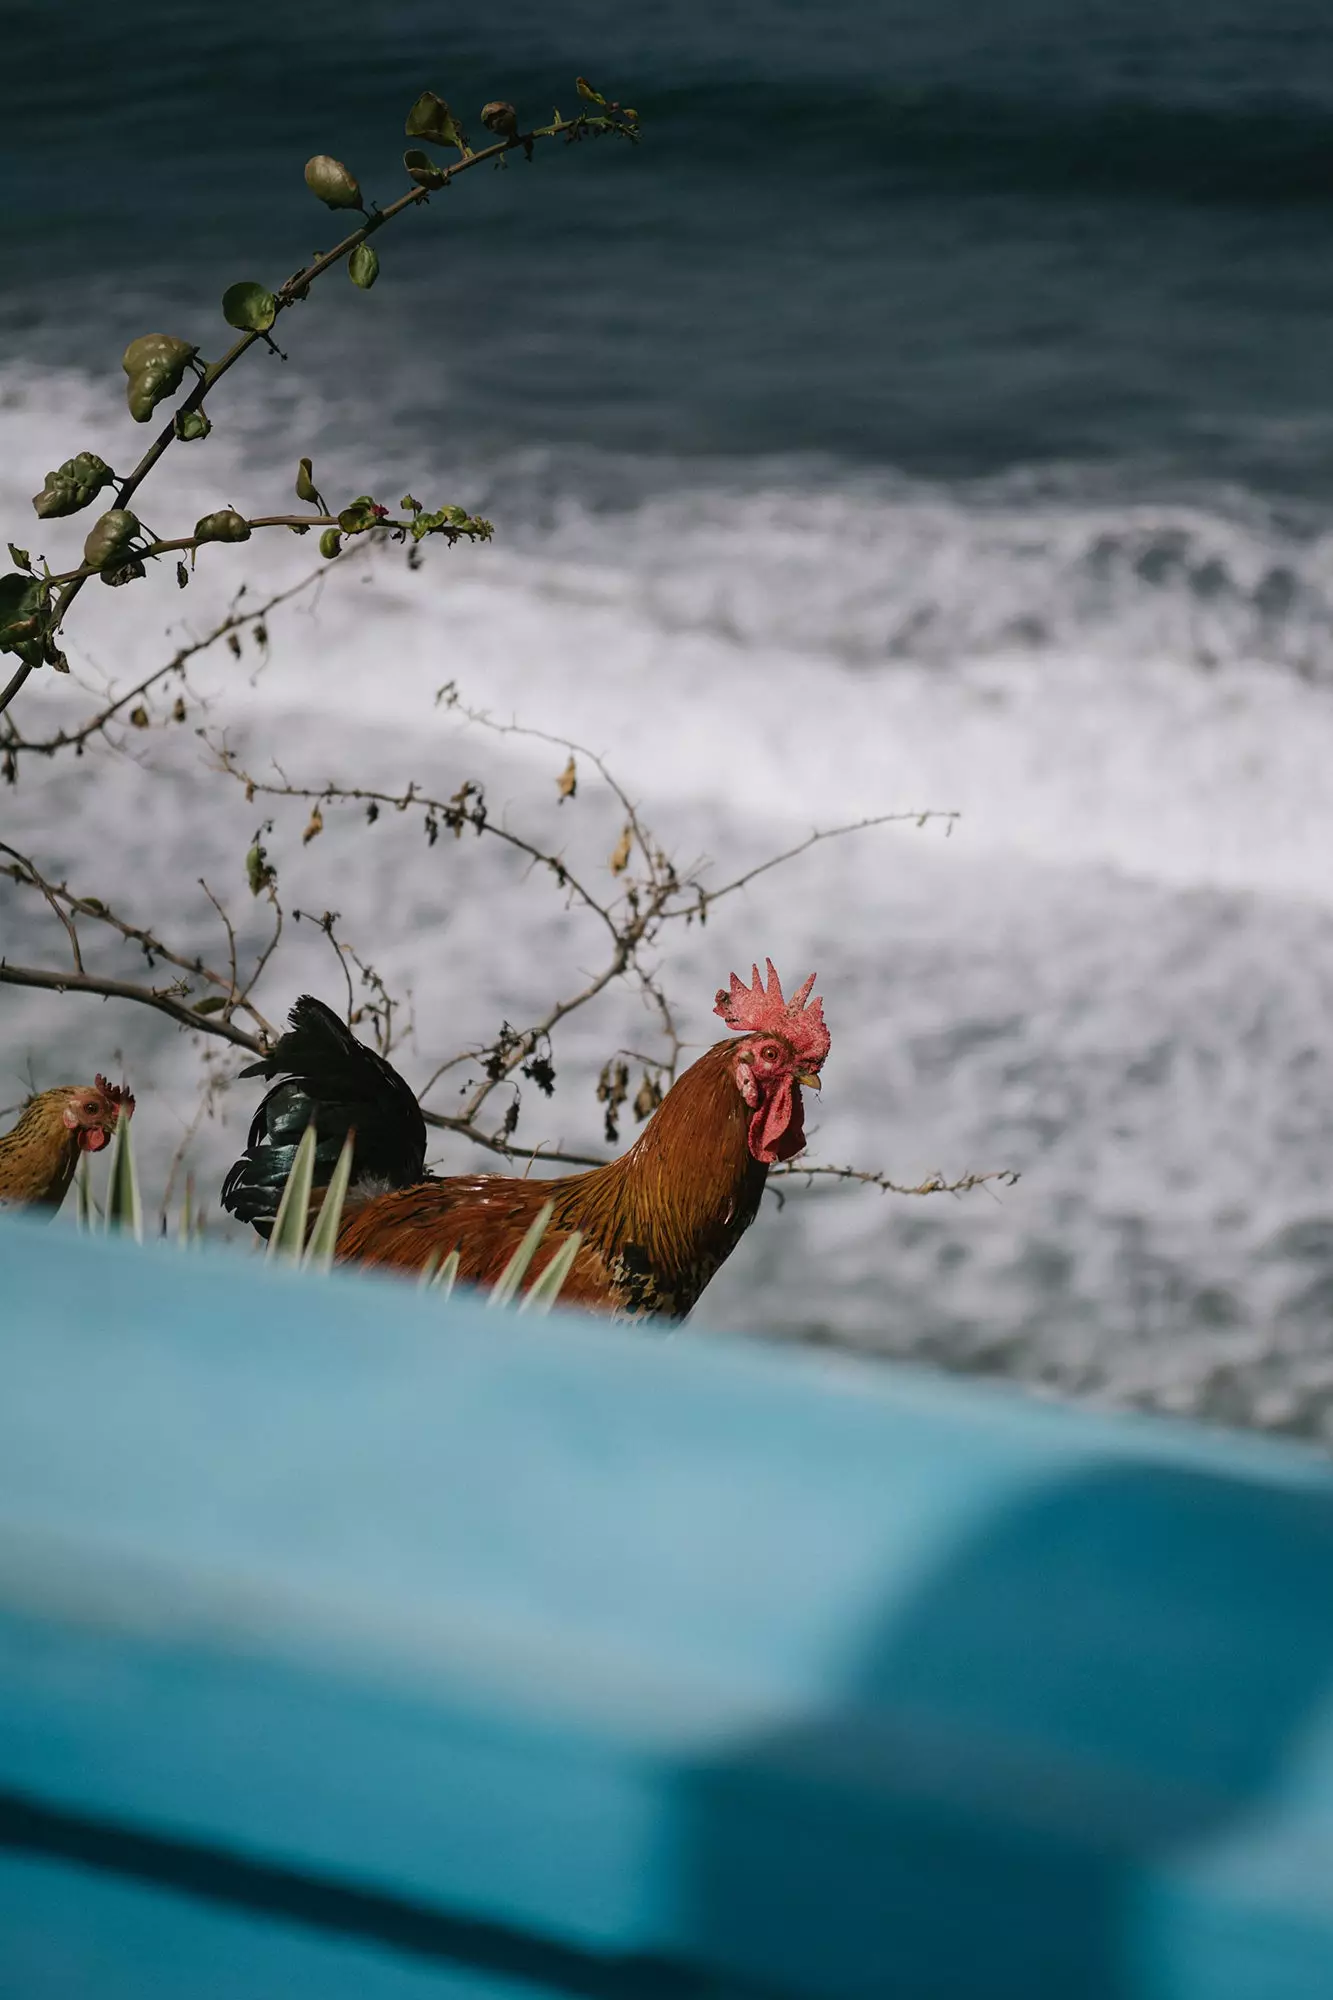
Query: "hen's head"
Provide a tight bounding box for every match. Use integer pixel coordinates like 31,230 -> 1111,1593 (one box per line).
59,1074 -> 134,1154
714,959 -> 829,1165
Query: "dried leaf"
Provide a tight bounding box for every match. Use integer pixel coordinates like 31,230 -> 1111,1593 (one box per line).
128,705 -> 149,729
556,755 -> 576,801
609,823 -> 632,875
302,802 -> 324,845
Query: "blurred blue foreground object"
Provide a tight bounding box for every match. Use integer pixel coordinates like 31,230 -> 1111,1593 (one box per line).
3,1211 -> 1333,1998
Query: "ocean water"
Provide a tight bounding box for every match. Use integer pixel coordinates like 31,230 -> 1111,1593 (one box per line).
5,0 -> 1333,1433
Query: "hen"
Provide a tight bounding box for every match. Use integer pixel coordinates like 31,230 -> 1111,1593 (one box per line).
221,960 -> 829,1319
0,1075 -> 134,1218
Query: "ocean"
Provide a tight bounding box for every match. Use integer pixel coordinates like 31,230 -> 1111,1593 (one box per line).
5,0 -> 1333,1434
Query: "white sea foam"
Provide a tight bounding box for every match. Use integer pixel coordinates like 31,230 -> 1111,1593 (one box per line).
6,361 -> 1333,1433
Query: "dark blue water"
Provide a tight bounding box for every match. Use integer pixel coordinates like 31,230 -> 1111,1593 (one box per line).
7,0 -> 1333,488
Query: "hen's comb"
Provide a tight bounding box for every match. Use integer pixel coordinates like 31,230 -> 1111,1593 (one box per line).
94,1073 -> 136,1117
713,958 -> 830,1066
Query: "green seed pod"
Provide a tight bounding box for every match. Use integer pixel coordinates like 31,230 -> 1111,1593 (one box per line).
348,242 -> 380,290
0,573 -> 50,656
82,509 -> 140,570
32,450 -> 114,520
193,509 -> 251,546
174,409 -> 211,442
405,90 -> 468,152
480,100 -> 519,139
319,528 -> 342,559
122,334 -> 198,423
221,281 -> 278,333
304,154 -> 363,209
403,148 -> 448,190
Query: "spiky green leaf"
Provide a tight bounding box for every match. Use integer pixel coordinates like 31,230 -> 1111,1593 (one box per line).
424,1248 -> 461,1297
487,1202 -> 554,1308
265,1123 -> 318,1261
303,1132 -> 355,1272
103,1108 -> 143,1242
519,1230 -> 584,1314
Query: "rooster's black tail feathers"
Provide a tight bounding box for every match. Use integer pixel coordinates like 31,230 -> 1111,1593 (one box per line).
220,995 -> 426,1238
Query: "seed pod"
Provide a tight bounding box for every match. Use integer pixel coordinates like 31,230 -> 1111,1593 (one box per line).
174,409 -> 211,442
405,90 -> 467,152
221,281 -> 278,332
319,528 -> 342,559
480,100 -> 519,139
82,509 -> 140,570
32,450 -> 114,520
122,334 -> 198,423
403,148 -> 447,190
348,242 -> 380,290
193,509 -> 251,545
304,154 -> 363,209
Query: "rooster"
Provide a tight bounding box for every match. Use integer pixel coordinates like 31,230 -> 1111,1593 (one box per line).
221,960 -> 829,1318
0,1075 -> 134,1218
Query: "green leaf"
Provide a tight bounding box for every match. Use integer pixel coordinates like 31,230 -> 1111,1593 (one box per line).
318,528 -> 342,559
576,76 -> 607,105
82,509 -> 140,570
265,1124 -> 318,1261
192,994 -> 228,1014
0,572 -> 49,655
221,281 -> 278,333
519,1230 -> 584,1313
295,457 -> 319,504
193,508 -> 251,546
304,154 -> 363,209
174,408 -> 211,442
403,148 -> 448,190
121,333 -> 198,423
303,1131 -> 355,1271
32,450 -> 114,519
337,495 -> 380,534
103,1105 -> 143,1243
7,544 -> 31,573
245,839 -> 275,896
348,242 -> 380,290
405,90 -> 468,153
487,1202 -> 555,1308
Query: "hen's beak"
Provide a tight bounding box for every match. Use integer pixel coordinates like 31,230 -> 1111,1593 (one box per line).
797,1071 -> 821,1091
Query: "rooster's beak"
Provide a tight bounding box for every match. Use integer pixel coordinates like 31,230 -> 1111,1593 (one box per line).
797,1071 -> 821,1091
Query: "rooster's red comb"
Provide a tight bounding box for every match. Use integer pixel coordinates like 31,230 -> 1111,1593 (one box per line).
713,959 -> 830,1067
94,1073 -> 135,1118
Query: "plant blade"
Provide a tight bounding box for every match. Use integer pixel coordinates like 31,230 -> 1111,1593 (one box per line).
103,1109 -> 143,1243
487,1202 -> 554,1309
265,1125 -> 318,1262
303,1132 -> 355,1272
425,1248 -> 461,1298
74,1151 -> 96,1231
519,1230 -> 584,1314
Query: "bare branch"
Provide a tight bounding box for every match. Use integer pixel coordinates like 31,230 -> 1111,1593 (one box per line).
0,962 -> 265,1054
